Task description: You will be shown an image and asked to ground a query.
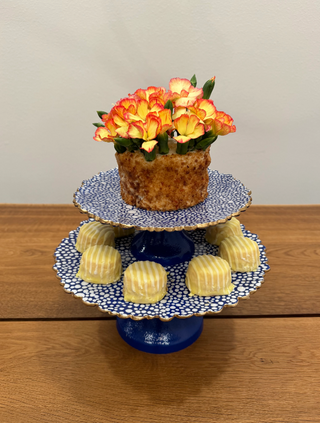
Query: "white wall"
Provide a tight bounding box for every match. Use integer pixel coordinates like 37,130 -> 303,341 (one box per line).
1,0 -> 320,204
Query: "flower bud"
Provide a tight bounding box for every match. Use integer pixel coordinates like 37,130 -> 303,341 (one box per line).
202,77 -> 216,100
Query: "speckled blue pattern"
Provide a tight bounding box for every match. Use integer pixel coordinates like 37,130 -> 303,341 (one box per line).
53,220 -> 270,321
73,168 -> 251,230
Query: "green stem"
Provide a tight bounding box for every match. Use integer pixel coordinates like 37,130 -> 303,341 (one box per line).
176,141 -> 189,155
143,147 -> 157,161
157,132 -> 169,154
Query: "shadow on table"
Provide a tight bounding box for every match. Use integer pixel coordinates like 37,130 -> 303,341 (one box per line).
97,317 -> 235,405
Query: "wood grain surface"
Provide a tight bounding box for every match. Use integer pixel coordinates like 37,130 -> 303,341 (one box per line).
1,205 -> 320,423
0,205 -> 319,319
1,204 -> 320,319
0,318 -> 319,423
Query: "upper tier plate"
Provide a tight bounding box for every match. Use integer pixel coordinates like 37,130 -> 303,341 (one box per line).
74,168 -> 252,232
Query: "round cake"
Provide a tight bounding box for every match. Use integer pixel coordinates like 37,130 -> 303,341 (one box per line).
116,143 -> 211,211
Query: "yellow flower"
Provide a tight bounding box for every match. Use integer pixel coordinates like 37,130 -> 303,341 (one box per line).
173,114 -> 205,143
127,114 -> 162,141
93,120 -> 117,142
207,111 -> 236,136
169,78 -> 203,108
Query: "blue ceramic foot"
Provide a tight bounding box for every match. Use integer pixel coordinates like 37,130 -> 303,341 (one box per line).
116,316 -> 203,354
131,230 -> 195,266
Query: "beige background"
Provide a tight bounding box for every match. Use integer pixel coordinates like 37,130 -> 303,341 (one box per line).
1,0 -> 319,204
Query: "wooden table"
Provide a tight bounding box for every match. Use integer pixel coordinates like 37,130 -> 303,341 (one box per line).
1,205 -> 319,422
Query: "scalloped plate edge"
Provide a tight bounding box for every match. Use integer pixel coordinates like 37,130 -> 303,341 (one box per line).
52,252 -> 270,322
73,170 -> 252,232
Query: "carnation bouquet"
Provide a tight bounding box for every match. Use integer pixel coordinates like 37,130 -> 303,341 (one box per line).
93,75 -> 236,161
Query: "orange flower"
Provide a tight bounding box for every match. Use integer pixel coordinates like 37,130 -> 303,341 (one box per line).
188,99 -> 217,123
173,114 -> 205,143
169,78 -> 203,108
132,86 -> 166,102
127,114 -> 162,141
157,109 -> 173,134
124,99 -> 163,123
208,111 -> 236,136
93,120 -> 117,142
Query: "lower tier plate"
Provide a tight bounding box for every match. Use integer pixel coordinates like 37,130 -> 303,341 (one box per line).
53,221 -> 270,321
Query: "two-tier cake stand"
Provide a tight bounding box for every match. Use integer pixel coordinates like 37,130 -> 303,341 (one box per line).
53,168 -> 269,354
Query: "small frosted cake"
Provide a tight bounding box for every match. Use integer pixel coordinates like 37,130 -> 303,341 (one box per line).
185,255 -> 234,296
219,236 -> 260,272
113,226 -> 135,238
77,245 -> 122,284
205,217 -> 243,246
123,261 -> 167,304
76,221 -> 115,253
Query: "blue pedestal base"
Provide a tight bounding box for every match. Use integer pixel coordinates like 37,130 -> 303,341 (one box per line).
116,316 -> 203,354
131,230 -> 195,266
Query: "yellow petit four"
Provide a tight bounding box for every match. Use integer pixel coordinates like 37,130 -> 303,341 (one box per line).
76,245 -> 122,284
185,255 -> 234,296
123,261 -> 167,304
76,221 -> 115,253
219,236 -> 260,272
205,217 -> 243,246
113,226 -> 135,238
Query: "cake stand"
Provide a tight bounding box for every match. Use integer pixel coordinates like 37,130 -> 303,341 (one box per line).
53,168 -> 270,354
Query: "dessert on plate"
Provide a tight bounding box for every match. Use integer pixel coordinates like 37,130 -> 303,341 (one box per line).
77,245 -> 122,284
205,217 -> 243,246
219,236 -> 260,272
76,221 -> 115,253
185,255 -> 234,296
93,75 -> 236,211
123,261 -> 167,304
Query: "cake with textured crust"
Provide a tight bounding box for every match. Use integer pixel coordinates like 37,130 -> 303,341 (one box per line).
116,141 -> 211,211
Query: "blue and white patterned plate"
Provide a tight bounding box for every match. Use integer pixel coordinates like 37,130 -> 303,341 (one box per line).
53,220 -> 270,321
73,168 -> 252,232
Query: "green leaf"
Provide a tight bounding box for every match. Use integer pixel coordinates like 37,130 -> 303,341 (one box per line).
164,99 -> 173,115
193,135 -> 203,143
127,144 -> 138,152
202,78 -> 215,100
195,136 -> 218,151
190,74 -> 197,87
97,111 -> 108,119
188,139 -> 195,151
132,138 -> 143,147
93,122 -> 105,128
202,129 -> 214,139
114,143 -> 126,154
114,137 -> 134,147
